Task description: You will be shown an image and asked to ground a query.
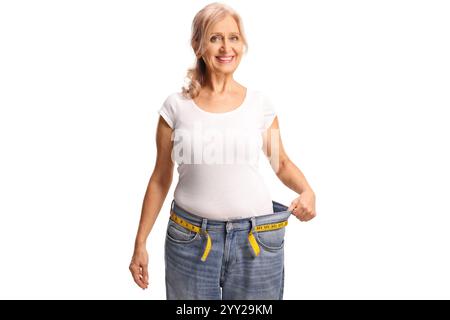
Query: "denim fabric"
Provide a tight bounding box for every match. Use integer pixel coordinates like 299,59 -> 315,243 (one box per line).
164,199 -> 292,300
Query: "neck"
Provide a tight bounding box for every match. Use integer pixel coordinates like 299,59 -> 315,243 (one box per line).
204,73 -> 238,95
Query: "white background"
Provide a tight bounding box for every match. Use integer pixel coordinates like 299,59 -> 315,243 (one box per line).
1,0 -> 449,299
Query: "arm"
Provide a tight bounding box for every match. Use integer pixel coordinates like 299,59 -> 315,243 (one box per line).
130,115 -> 175,289
262,116 -> 316,221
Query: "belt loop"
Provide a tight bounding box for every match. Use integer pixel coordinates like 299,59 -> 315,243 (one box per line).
201,218 -> 207,233
171,199 -> 175,211
248,217 -> 260,258
250,217 -> 257,232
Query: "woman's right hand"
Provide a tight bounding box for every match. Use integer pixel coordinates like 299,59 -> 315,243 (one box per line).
129,246 -> 149,289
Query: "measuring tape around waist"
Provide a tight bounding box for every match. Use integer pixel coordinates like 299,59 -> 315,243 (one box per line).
169,212 -> 288,261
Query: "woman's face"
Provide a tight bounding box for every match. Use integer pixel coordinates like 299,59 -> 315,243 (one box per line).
202,15 -> 243,76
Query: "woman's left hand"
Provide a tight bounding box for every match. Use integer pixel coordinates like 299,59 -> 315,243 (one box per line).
288,190 -> 316,222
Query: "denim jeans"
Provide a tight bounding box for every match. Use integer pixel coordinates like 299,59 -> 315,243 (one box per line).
164,199 -> 292,300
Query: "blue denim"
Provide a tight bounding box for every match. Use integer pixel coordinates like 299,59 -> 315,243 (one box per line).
164,199 -> 292,300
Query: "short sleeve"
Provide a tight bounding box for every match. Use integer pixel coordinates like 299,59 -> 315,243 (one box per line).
261,92 -> 277,130
157,94 -> 177,129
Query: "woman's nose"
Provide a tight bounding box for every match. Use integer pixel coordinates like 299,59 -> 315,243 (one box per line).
221,39 -> 230,51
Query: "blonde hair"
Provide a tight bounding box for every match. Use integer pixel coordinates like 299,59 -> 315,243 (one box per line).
181,2 -> 248,99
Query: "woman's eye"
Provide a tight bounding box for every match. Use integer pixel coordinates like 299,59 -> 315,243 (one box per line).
211,35 -> 239,42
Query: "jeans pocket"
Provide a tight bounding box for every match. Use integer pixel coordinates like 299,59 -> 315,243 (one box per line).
254,227 -> 285,251
166,220 -> 200,244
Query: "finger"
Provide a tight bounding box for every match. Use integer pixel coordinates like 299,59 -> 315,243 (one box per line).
300,213 -> 310,221
134,275 -> 147,289
131,270 -> 146,289
305,210 -> 317,221
142,265 -> 149,285
130,265 -> 147,289
297,203 -> 308,215
293,207 -> 306,219
288,201 -> 298,212
299,209 -> 314,221
297,214 -> 306,222
299,210 -> 309,221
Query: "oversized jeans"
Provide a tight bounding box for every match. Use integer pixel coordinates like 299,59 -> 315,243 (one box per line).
164,199 -> 292,300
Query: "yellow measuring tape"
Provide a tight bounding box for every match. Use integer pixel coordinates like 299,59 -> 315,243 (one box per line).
170,212 -> 212,262
170,212 -> 288,261
248,220 -> 288,257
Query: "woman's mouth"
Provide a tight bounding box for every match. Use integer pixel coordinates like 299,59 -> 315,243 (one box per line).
216,56 -> 234,64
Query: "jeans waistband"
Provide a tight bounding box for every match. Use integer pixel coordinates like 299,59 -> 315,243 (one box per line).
170,199 -> 292,232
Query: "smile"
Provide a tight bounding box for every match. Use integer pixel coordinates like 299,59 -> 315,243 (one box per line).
216,56 -> 234,64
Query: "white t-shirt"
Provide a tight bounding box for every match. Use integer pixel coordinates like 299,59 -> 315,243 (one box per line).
157,88 -> 277,221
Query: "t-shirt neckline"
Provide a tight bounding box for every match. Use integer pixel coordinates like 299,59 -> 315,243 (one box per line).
190,88 -> 249,115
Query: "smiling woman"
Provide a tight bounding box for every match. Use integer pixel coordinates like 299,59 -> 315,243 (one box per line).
182,4 -> 248,100
130,1 -> 316,301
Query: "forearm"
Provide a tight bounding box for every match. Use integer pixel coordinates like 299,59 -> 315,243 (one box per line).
134,179 -> 171,250
276,159 -> 314,195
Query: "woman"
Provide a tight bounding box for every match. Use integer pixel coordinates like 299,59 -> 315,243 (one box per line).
129,2 -> 316,300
